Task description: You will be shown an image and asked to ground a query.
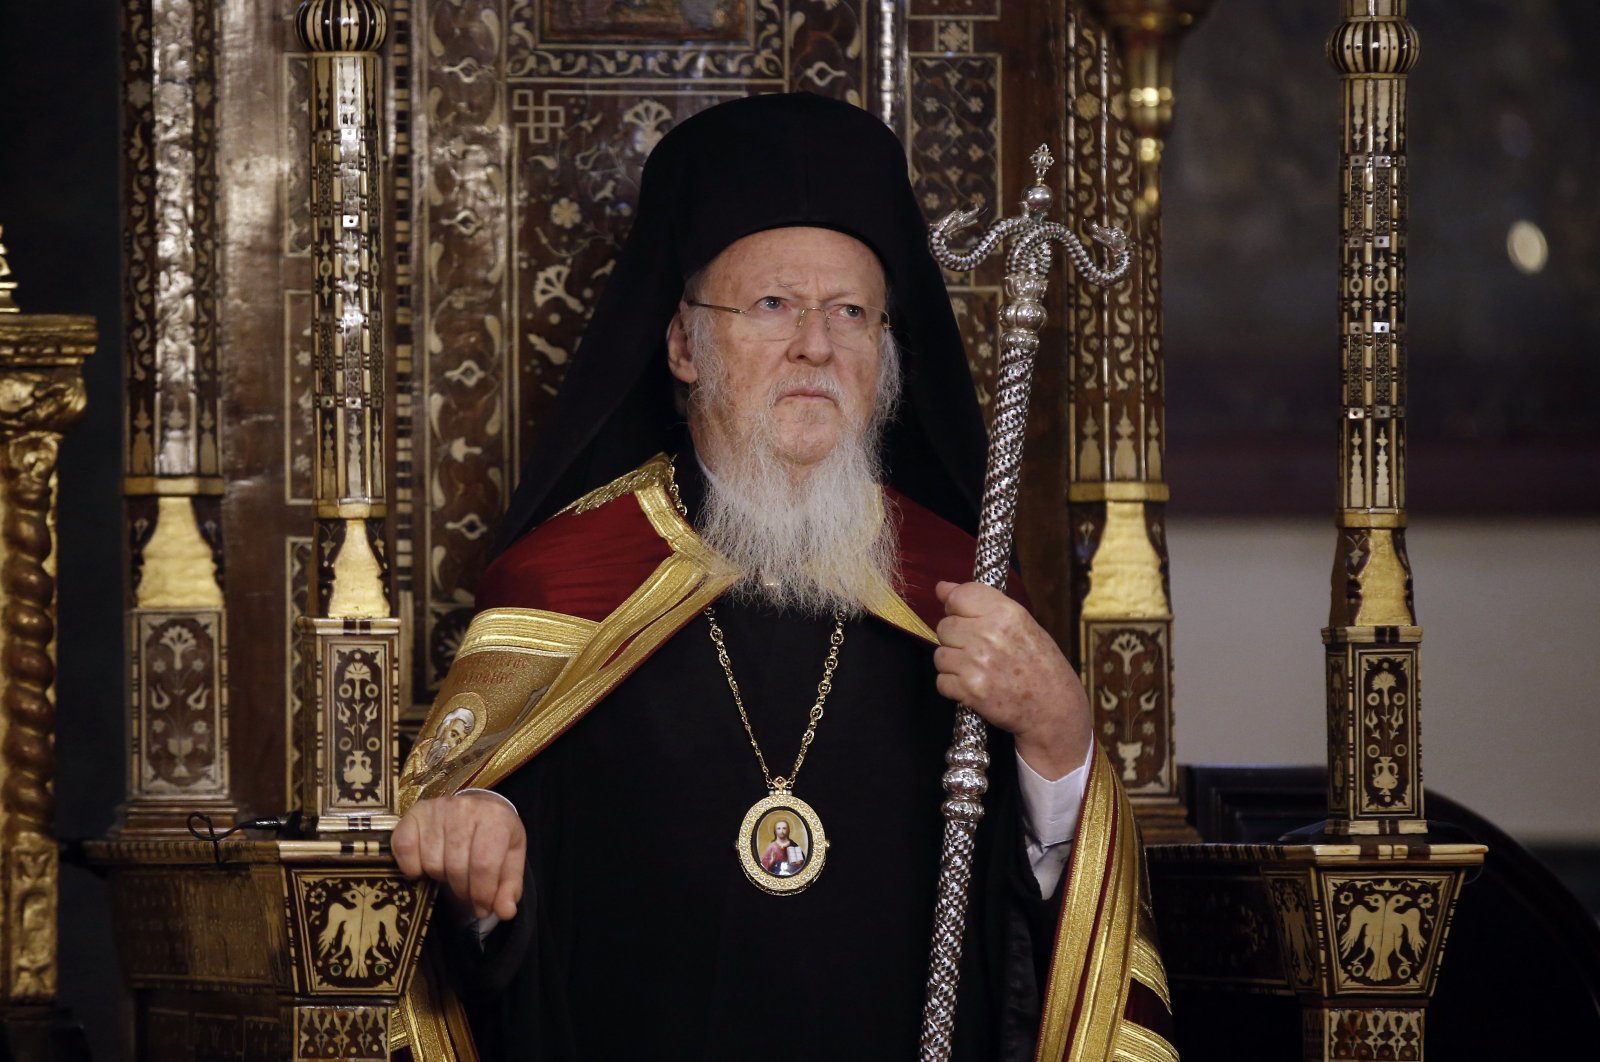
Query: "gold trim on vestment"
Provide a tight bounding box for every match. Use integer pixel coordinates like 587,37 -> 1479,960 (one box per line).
558,454 -> 674,516
1130,929 -> 1171,1013
1111,1020 -> 1181,1062
1129,846 -> 1172,1014
1081,773 -> 1140,1059
396,609 -> 587,814
399,947 -> 479,1060
1035,747 -> 1139,1062
471,550 -> 738,790
455,608 -> 596,658
862,567 -> 939,644
635,469 -> 722,561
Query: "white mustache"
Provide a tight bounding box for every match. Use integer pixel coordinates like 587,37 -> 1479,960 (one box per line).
768,372 -> 845,405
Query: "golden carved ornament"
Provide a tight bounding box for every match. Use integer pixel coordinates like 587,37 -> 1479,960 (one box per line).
1348,528 -> 1413,629
0,311 -> 90,1009
325,519 -> 389,620
136,496 -> 224,610
0,365 -> 85,437
1080,501 -> 1171,620
1092,0 -> 1217,214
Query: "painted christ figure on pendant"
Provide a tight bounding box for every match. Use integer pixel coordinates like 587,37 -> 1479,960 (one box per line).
760,817 -> 806,877
755,809 -> 809,879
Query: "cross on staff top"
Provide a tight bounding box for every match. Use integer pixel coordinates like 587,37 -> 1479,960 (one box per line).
1029,143 -> 1055,182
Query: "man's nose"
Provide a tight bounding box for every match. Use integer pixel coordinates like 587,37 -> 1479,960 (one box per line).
789,305 -> 835,362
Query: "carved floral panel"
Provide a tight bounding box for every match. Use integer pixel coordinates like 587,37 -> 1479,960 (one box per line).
294,1005 -> 389,1061
1324,1007 -> 1423,1062
1354,649 -> 1418,818
1083,619 -> 1172,793
134,611 -> 226,795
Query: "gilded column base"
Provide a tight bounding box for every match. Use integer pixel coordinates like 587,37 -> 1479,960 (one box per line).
86,838 -> 434,1061
1072,492 -> 1194,842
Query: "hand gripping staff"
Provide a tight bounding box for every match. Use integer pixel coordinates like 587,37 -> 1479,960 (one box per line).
919,144 -> 1131,1062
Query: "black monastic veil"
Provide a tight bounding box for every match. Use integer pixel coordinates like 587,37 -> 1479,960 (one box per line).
495,91 -> 988,551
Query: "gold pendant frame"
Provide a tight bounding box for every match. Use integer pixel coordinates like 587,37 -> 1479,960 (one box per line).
736,791 -> 829,896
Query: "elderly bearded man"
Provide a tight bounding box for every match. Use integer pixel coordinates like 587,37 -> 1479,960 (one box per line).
391,93 -> 1172,1061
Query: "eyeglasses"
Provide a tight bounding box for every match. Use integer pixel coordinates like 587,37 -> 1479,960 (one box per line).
687,295 -> 891,350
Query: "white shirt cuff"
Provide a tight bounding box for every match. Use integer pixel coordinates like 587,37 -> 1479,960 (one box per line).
458,787 -> 519,816
472,913 -> 501,943
1016,741 -> 1094,898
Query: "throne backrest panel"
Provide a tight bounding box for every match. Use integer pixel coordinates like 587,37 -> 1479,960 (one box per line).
190,0 -> 1132,815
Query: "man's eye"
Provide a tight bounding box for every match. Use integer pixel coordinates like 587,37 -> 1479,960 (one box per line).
753,295 -> 787,313
832,303 -> 866,320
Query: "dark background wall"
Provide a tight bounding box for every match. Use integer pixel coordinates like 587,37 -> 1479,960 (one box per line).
0,1 -> 1593,1059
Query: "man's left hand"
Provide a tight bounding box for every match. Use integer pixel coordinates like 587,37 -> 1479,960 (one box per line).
933,580 -> 1092,780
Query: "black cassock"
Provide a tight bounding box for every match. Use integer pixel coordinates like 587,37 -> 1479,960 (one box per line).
445,465 -> 1061,1061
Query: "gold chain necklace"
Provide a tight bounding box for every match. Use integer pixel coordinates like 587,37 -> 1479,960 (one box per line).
705,606 -> 844,793
670,457 -> 838,895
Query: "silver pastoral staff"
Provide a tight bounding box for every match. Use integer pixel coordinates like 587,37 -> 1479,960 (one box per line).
920,144 -> 1131,1062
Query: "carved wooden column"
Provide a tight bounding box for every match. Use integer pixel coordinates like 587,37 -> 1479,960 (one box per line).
1322,0 -> 1421,842
93,2 -> 427,1051
1070,0 -> 1211,843
118,0 -> 238,836
295,0 -> 402,835
1257,7 -> 1486,1059
0,232 -> 94,1052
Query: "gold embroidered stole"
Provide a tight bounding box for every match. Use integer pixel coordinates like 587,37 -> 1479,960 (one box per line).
1032,750 -> 1177,1062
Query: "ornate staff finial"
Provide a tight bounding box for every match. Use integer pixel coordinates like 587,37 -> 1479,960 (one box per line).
0,225 -> 19,314
918,147 -> 1130,1062
1029,142 -> 1055,181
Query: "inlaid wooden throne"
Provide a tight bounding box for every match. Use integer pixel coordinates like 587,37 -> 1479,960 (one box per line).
45,1 -> 1591,1059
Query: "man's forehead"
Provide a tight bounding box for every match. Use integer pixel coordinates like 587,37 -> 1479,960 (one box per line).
705,226 -> 885,290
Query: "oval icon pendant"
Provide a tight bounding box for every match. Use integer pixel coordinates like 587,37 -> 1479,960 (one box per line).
736,790 -> 828,895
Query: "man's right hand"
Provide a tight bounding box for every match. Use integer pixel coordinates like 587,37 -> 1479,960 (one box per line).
393,792 -> 526,923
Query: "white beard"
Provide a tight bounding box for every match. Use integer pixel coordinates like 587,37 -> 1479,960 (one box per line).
688,316 -> 902,615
